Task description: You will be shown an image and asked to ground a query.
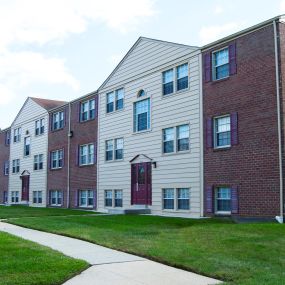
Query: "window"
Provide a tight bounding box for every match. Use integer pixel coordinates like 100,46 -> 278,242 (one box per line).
106,138 -> 123,161
105,190 -> 113,207
13,128 -> 21,143
51,150 -> 63,169
116,88 -> 124,110
24,137 -> 31,156
214,116 -> 231,148
106,89 -> 124,113
138,89 -> 146,97
163,124 -> 190,154
105,140 -> 113,161
177,63 -> 188,91
213,48 -> 229,80
50,190 -> 62,206
80,99 -> 95,122
79,190 -> 94,207
162,69 -> 174,95
35,118 -> 45,136
163,189 -> 174,209
177,188 -> 190,210
115,190 -> 123,207
115,138 -> 123,160
52,111 -> 64,130
33,191 -> 42,204
5,131 -> 10,145
106,92 -> 114,113
12,159 -> 20,174
3,191 -> 8,203
134,98 -> 150,132
11,191 -> 19,203
34,154 -> 43,171
216,187 -> 231,213
79,144 -> 94,166
4,161 -> 9,176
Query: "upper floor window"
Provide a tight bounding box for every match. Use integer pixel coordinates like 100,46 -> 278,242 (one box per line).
52,111 -> 64,131
213,48 -> 229,80
34,154 -> 44,171
13,127 -> 21,143
35,118 -> 45,136
12,159 -> 20,174
162,69 -> 174,95
106,88 -> 124,113
80,99 -> 95,122
105,138 -> 123,161
24,137 -> 31,157
214,116 -> 231,148
4,161 -> 9,176
79,143 -> 94,166
134,98 -> 150,132
176,63 -> 188,91
138,89 -> 146,98
51,149 -> 63,169
5,131 -> 10,145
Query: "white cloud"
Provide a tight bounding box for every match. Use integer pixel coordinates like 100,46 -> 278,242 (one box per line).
0,83 -> 15,105
214,5 -> 224,15
280,0 -> 285,12
199,21 -> 247,45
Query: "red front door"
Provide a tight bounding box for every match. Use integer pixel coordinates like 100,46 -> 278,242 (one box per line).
21,175 -> 30,201
131,162 -> 152,205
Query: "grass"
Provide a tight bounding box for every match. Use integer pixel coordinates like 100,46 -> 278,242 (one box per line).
0,205 -> 96,219
7,215 -> 285,285
0,231 -> 88,285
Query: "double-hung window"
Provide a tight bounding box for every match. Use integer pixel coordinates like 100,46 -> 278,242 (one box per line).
11,191 -> 19,203
80,99 -> 95,122
24,137 -> 31,156
215,187 -> 231,213
34,154 -> 43,171
115,190 -> 123,207
51,150 -> 63,169
106,88 -> 124,113
115,138 -> 124,160
52,111 -> 64,130
35,118 -> 45,136
105,190 -> 113,207
163,188 -> 190,210
213,48 -> 229,80
116,88 -> 124,110
163,128 -> 174,153
177,125 -> 190,151
50,190 -> 62,206
162,69 -> 174,95
5,131 -> 10,145
106,92 -> 115,113
13,128 -> 21,143
214,116 -> 231,148
33,191 -> 42,204
106,138 -> 124,161
177,188 -> 190,210
79,190 -> 94,207
12,159 -> 20,174
79,144 -> 94,166
177,63 -> 188,91
105,140 -> 113,161
163,189 -> 174,209
4,161 -> 9,176
134,98 -> 150,132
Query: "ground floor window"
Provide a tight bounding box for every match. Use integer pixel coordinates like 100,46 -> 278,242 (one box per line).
50,190 -> 62,206
105,190 -> 123,208
3,191 -> 8,203
33,191 -> 42,204
11,191 -> 19,203
105,190 -> 113,207
215,187 -> 231,213
114,190 -> 123,207
79,190 -> 94,208
162,188 -> 190,210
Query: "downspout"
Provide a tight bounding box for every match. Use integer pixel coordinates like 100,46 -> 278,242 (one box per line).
273,20 -> 284,223
67,102 -> 71,208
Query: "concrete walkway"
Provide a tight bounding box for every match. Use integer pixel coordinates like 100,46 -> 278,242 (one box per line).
0,222 -> 222,285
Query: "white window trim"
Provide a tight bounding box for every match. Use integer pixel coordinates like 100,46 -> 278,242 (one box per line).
212,47 -> 230,81
33,191 -> 43,204
79,143 -> 94,166
106,88 -> 124,114
50,190 -> 62,206
51,149 -> 63,169
12,159 -> 20,174
213,115 -> 231,149
133,97 -> 151,133
52,111 -> 64,131
215,187 -> 231,215
13,127 -> 21,143
79,190 -> 94,208
104,189 -> 123,208
105,138 -> 124,162
35,118 -> 45,136
11,191 -> 19,203
162,188 -> 191,212
80,99 -> 95,122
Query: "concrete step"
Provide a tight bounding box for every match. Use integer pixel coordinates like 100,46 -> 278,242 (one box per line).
107,208 -> 151,215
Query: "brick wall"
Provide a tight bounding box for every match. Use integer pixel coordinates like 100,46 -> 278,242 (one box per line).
0,129 -> 10,203
203,24 -> 280,217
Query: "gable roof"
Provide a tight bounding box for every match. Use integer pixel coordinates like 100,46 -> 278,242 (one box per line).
30,97 -> 67,111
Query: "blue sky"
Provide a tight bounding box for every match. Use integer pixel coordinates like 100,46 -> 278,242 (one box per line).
0,0 -> 284,129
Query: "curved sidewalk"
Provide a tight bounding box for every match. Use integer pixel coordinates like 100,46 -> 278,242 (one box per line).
0,222 -> 222,285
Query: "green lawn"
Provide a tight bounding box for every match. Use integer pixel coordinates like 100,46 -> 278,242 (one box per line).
0,205 -> 96,219
0,231 -> 88,285
7,215 -> 285,285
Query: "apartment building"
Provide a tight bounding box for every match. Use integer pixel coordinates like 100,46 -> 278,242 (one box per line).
47,92 -> 98,209
0,128 -> 10,204
97,37 -> 203,217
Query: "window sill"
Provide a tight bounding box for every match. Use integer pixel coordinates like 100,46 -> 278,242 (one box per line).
106,108 -> 125,116
132,129 -> 152,136
215,211 -> 231,216
50,167 -> 63,171
213,146 -> 231,152
162,209 -> 191,213
49,205 -> 63,208
78,163 -> 95,168
105,159 -> 124,163
162,150 -> 190,156
79,118 -> 96,124
162,87 -> 189,99
35,133 -> 45,138
210,76 -> 230,84
51,127 -> 65,133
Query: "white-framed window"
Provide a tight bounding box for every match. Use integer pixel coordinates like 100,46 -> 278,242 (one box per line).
13,127 -> 21,143
79,144 -> 94,166
12,159 -> 20,174
106,88 -> 124,113
51,150 -> 63,169
212,47 -> 229,80
24,137 -> 31,157
33,191 -> 42,204
105,140 -> 113,161
80,99 -> 95,122
50,190 -> 62,206
105,190 -> 113,207
11,191 -> 19,203
79,190 -> 94,208
114,190 -> 123,207
4,161 -> 9,176
105,138 -> 124,161
162,124 -> 190,154
176,63 -> 188,91
52,111 -> 64,131
137,89 -> 146,98
162,188 -> 190,211
5,131 -> 10,145
215,187 -> 231,214
134,98 -> 150,132
162,69 -> 174,95
35,118 -> 45,136
34,154 -> 44,171
214,115 -> 231,148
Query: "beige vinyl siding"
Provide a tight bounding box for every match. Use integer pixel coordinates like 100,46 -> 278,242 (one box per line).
9,98 -> 48,207
98,39 -> 202,218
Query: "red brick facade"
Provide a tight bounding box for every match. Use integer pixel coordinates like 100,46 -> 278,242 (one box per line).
203,24 -> 282,217
0,129 -> 10,204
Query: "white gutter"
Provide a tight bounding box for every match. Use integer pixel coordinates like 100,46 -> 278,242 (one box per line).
67,102 -> 71,208
273,20 -> 284,224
